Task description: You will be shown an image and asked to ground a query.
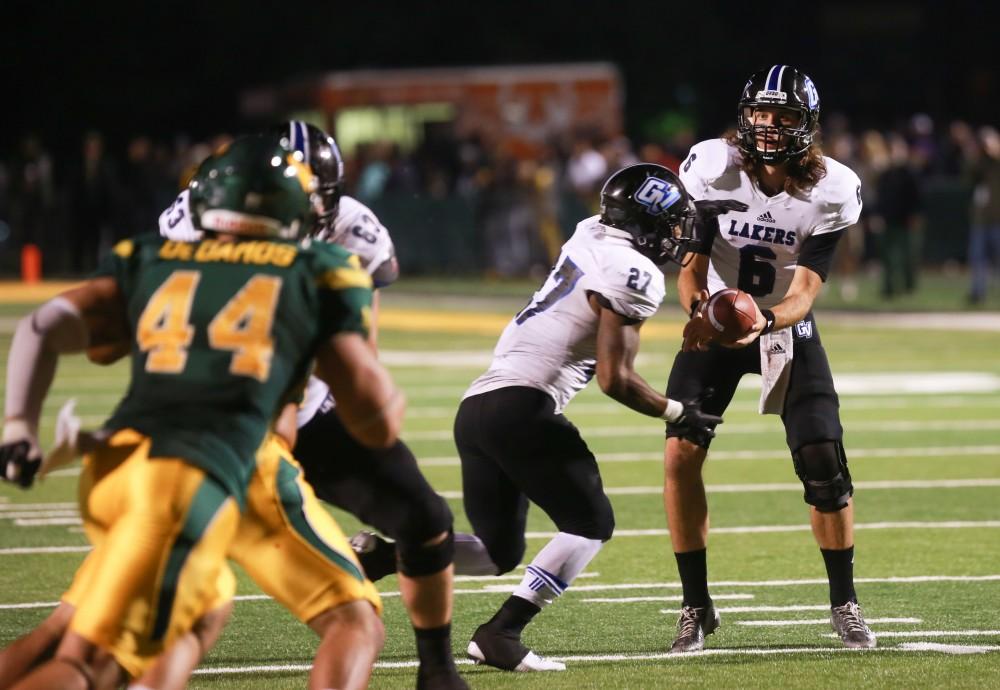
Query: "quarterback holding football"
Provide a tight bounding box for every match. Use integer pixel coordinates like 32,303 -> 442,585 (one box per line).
662,65 -> 875,653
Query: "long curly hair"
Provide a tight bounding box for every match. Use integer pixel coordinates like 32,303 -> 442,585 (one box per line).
723,130 -> 827,196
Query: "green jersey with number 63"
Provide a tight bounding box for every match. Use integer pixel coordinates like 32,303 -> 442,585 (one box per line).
94,233 -> 373,503
465,217 -> 665,413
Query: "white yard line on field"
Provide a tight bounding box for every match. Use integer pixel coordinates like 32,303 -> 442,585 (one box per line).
897,642 -> 1000,654
738,617 -> 922,626
190,641 -> 1000,675
824,630 -> 1000,638
5,518 -> 999,537
520,521 -> 1000,539
582,594 -> 755,603
4,575 -> 998,611
15,518 -> 82,526
0,545 -> 90,555
0,503 -> 77,511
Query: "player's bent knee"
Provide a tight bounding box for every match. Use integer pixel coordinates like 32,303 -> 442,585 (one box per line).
309,599 -> 384,644
556,497 -> 615,542
397,529 -> 455,577
792,440 -> 853,512
481,534 -> 526,575
393,493 -> 453,547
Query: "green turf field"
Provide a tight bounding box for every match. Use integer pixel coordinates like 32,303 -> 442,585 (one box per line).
1,287 -> 998,689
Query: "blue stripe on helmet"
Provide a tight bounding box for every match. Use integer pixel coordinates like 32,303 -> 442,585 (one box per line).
766,65 -> 784,91
291,121 -> 308,163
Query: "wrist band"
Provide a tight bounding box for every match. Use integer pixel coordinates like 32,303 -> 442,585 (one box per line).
661,399 -> 684,422
760,309 -> 776,335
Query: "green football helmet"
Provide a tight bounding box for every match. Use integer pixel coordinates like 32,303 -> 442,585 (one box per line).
189,134 -> 319,239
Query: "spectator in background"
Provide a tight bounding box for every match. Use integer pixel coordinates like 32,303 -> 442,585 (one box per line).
875,134 -> 923,298
119,136 -> 160,238
566,135 -> 607,212
828,131 -> 865,301
10,136 -> 55,258
966,126 -> 1000,305
69,132 -> 118,273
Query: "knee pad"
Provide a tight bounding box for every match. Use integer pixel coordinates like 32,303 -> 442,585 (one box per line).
397,529 -> 455,577
394,493 -> 454,546
792,440 -> 853,512
666,423 -> 716,450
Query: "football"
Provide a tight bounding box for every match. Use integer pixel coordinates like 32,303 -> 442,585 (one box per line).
706,288 -> 758,341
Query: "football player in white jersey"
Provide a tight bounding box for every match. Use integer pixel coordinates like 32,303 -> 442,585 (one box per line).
159,123 -> 466,690
662,65 -> 875,652
452,164 -> 734,672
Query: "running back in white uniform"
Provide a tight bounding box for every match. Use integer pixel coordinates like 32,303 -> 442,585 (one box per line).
465,216 -> 666,413
158,192 -> 398,426
679,139 -> 861,308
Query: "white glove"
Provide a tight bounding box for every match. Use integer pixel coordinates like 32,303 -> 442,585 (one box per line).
40,399 -> 107,478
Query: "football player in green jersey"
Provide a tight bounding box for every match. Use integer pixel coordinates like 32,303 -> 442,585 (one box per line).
0,134 -> 404,690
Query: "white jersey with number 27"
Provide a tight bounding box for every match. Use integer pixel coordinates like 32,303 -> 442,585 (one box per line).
465,217 -> 666,413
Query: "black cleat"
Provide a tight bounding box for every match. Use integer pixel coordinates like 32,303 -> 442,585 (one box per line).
349,530 -> 397,582
669,602 -> 721,653
830,601 -> 877,649
416,665 -> 469,690
466,623 -> 565,672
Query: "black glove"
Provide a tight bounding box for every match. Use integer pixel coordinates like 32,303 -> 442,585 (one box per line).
0,440 -> 41,489
676,388 -> 724,439
693,199 -> 749,240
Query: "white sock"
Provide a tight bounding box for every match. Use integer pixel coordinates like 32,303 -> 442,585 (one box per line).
453,532 -> 500,575
513,532 -> 603,607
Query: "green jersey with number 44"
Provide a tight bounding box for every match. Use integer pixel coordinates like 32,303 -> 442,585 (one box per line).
94,233 -> 372,503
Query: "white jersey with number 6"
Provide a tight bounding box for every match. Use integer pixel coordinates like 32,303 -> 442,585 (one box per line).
679,138 -> 861,309
464,216 -> 666,413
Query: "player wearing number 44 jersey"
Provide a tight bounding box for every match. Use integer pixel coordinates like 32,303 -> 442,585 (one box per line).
450,164 -> 739,673
160,122 -> 465,690
0,135 -> 403,690
663,65 -> 876,653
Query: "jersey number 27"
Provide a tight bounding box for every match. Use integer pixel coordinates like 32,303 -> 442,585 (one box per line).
137,270 -> 282,381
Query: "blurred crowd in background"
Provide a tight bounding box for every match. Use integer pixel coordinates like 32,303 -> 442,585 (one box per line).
2,114 -> 998,304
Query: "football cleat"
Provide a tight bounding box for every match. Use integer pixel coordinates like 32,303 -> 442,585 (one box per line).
416,665 -> 469,690
830,601 -> 877,649
467,623 -> 566,672
669,602 -> 721,653
349,530 -> 397,582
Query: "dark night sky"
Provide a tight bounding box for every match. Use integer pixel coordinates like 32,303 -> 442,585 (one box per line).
3,0 -> 996,158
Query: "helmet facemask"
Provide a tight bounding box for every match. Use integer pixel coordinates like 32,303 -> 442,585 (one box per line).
738,104 -> 817,163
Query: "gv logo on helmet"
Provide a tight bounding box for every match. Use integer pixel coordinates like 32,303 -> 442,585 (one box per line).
634,178 -> 681,216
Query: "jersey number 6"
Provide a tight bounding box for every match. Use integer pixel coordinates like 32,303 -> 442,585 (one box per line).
737,245 -> 777,297
137,270 -> 282,381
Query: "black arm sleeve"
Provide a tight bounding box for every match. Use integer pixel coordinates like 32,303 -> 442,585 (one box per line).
797,229 -> 845,282
694,219 -> 718,255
